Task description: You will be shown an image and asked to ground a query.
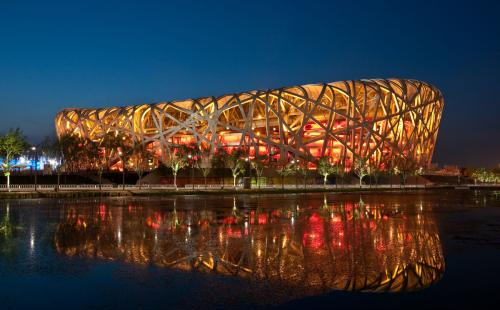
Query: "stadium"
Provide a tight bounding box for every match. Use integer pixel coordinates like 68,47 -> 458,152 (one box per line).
55,78 -> 444,170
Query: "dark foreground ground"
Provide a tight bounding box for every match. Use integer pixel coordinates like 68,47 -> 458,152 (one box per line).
0,190 -> 499,309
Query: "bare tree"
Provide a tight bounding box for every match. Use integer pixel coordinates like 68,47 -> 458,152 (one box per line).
59,133 -> 85,174
115,135 -> 134,190
197,145 -> 212,189
130,143 -> 152,189
368,162 -> 383,187
84,139 -> 105,191
251,154 -> 267,189
40,136 -> 64,189
210,147 -> 228,189
276,162 -> 294,190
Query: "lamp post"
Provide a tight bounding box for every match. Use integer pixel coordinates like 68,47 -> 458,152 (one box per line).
245,157 -> 252,189
188,154 -> 194,190
290,158 -> 298,188
31,146 -> 38,190
245,157 -> 250,177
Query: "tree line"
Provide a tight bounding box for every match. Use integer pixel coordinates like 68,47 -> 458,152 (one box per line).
2,128 -> 498,191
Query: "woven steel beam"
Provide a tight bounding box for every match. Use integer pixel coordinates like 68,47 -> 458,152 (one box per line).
54,78 -> 444,169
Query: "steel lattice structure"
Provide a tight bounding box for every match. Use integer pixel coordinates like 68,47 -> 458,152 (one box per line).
55,78 -> 444,168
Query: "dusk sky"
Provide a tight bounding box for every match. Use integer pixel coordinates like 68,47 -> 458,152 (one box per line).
0,0 -> 499,167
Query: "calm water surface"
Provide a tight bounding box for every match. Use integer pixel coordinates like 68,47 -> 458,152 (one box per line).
1,190 -> 499,309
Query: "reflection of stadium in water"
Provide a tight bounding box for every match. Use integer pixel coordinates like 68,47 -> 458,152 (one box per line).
54,195 -> 444,294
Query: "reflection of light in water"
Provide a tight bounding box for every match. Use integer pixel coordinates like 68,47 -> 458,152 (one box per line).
54,197 -> 446,297
30,230 -> 35,251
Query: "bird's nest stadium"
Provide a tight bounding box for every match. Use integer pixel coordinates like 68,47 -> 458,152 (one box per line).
55,78 -> 444,169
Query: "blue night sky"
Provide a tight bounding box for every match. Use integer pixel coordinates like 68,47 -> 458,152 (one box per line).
0,0 -> 499,167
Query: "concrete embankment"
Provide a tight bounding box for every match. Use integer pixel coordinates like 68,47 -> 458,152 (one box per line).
0,190 -> 133,199
0,186 -> 464,199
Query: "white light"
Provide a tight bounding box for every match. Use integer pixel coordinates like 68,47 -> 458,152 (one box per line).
30,229 -> 35,252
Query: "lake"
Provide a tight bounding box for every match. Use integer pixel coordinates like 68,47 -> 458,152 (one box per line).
1,190 -> 499,309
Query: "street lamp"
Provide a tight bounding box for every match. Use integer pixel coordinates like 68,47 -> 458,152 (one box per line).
188,154 -> 194,190
290,158 -> 299,188
245,157 -> 250,178
31,146 -> 38,190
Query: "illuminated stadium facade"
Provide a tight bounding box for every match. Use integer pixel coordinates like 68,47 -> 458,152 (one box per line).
55,78 -> 444,170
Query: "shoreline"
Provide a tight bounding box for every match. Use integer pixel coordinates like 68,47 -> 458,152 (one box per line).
0,185 -> 497,199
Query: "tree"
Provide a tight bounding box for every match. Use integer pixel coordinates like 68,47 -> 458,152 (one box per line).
116,135 -> 134,190
210,147 -> 228,188
93,132 -> 135,190
353,158 -> 369,187
130,143 -> 152,189
99,132 -> 121,173
40,135 -> 64,189
59,133 -> 86,174
392,166 -> 400,187
415,166 -> 424,187
0,129 -> 27,191
395,159 -> 419,186
317,156 -> 334,188
276,162 -> 294,190
251,154 -> 267,189
332,162 -> 346,188
330,162 -> 343,188
161,146 -> 187,190
84,139 -> 105,190
177,142 -> 200,189
471,168 -> 499,184
295,160 -> 310,189
227,149 -> 246,189
197,145 -> 212,189
368,162 -> 383,187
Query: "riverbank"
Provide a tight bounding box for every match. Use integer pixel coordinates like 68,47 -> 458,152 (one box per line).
1,184 -> 496,199
1,190 -> 500,309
